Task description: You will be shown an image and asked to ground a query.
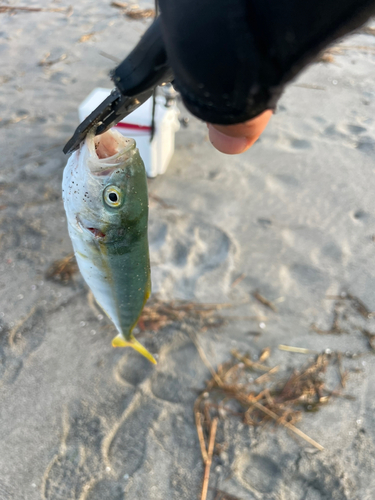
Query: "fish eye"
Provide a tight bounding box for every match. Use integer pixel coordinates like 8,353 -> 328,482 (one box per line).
103,185 -> 123,208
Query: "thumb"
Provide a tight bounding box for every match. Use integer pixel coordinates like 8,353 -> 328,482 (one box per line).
207,110 -> 272,154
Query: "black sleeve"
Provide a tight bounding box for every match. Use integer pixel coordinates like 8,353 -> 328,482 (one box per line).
158,0 -> 375,125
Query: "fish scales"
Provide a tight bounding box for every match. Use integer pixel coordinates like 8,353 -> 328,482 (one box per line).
62,128 -> 155,363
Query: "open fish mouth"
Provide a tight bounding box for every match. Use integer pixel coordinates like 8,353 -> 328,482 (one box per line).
86,227 -> 106,238
87,129 -> 136,175
76,216 -> 106,239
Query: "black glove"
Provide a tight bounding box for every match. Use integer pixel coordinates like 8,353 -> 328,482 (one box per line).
159,0 -> 375,125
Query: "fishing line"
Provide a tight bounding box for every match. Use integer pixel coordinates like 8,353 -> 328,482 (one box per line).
150,0 -> 159,142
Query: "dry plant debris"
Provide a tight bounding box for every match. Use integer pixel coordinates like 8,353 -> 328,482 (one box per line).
213,488 -> 241,500
357,26 -> 375,36
137,298 -> 234,333
39,53 -> 67,67
79,32 -> 97,43
316,51 -> 336,64
111,2 -> 155,19
230,273 -> 245,288
0,4 -> 71,14
328,44 -> 375,54
213,490 -> 243,500
45,253 -> 78,284
193,345 -> 359,465
253,291 -> 278,312
293,83 -> 326,90
137,297 -> 265,333
312,292 -> 375,350
191,343 -> 359,498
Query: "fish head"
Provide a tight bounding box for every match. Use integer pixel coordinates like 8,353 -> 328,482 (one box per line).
62,128 -> 148,244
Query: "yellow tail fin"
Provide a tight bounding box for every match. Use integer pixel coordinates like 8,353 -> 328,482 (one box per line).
112,334 -> 157,365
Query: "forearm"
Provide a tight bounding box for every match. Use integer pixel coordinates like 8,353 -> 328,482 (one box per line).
159,0 -> 375,125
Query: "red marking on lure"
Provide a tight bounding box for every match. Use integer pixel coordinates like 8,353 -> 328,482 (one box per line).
115,122 -> 153,132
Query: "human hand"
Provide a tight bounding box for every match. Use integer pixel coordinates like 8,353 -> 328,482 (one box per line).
207,110 -> 273,155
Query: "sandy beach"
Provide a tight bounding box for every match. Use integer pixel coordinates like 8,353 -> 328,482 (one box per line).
1,2 -> 375,499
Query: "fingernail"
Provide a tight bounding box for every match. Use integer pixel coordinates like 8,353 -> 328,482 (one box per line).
208,125 -> 248,154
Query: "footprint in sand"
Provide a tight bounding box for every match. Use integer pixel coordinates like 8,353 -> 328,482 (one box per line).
347,124 -> 367,135
235,452 -> 282,494
42,403 -> 106,500
150,340 -> 207,404
84,480 -> 124,500
0,305 -> 46,386
149,210 -> 235,302
105,395 -> 160,478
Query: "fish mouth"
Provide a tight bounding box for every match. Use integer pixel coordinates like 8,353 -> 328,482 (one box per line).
86,227 -> 106,238
77,217 -> 106,239
87,129 -> 136,175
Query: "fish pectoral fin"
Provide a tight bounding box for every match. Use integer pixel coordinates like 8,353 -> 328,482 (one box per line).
112,334 -> 157,365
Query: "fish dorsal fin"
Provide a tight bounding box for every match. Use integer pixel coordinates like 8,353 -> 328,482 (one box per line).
112,334 -> 157,364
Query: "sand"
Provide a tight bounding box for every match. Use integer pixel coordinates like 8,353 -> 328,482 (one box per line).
1,2 -> 375,499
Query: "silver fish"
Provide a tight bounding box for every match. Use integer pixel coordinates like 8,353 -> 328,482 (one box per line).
62,128 -> 156,364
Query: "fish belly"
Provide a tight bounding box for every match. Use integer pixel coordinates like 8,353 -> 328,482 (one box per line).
69,225 -> 150,336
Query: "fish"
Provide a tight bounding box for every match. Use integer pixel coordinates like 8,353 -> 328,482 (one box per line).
62,128 -> 156,364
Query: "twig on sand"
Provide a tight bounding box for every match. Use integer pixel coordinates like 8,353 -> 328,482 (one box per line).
200,417 -> 218,500
254,365 -> 279,384
194,407 -> 208,463
253,291 -> 278,312
279,345 -> 318,354
39,52 -> 67,67
111,1 -> 129,8
99,51 -> 121,63
110,2 -> 155,19
189,332 -> 222,386
231,349 -> 274,372
334,44 -> 375,53
251,401 -> 324,451
231,273 -> 245,288
293,83 -> 326,90
0,5 -> 70,14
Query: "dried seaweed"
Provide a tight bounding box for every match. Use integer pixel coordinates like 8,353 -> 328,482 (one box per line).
190,343 -> 355,496
137,298 -> 232,333
318,293 -> 375,349
311,301 -> 348,334
193,346 -> 357,457
111,2 -> 155,19
45,254 -> 78,284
